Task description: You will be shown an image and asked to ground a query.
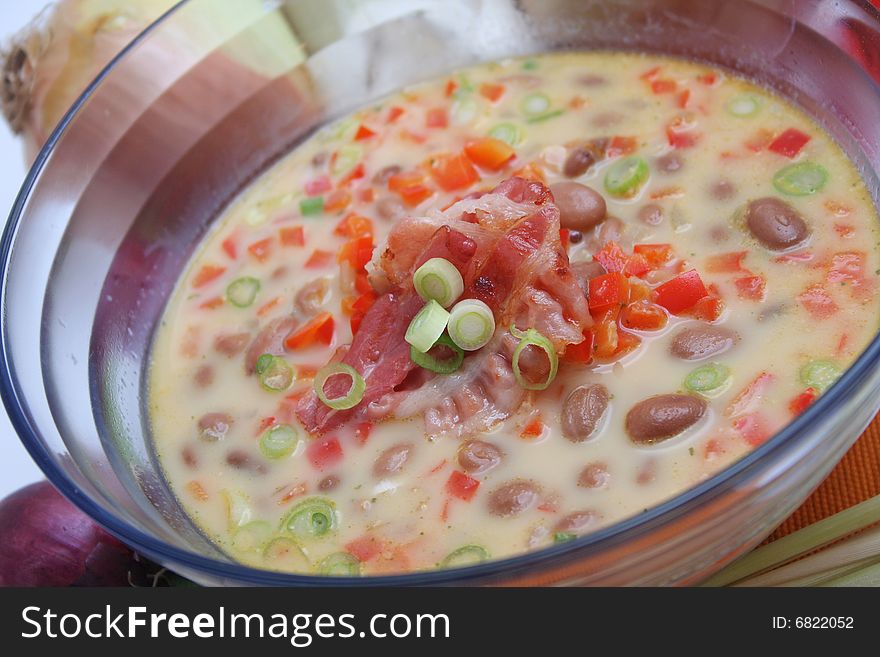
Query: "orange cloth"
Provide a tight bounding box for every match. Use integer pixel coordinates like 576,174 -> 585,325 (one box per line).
768,415 -> 880,541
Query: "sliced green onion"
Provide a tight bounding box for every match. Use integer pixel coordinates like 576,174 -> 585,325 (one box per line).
554,532 -> 576,544
331,145 -> 362,177
604,155 -> 649,198
489,122 -> 523,146
448,299 -> 495,351
439,545 -> 490,568
522,58 -> 539,71
510,325 -> 559,391
299,196 -> 324,216
255,354 -> 295,391
414,258 -> 464,307
526,109 -> 564,124
262,536 -> 311,570
281,497 -> 337,540
222,490 -> 253,529
451,97 -> 479,125
226,276 -> 260,308
319,552 -> 361,576
800,359 -> 841,392
410,333 -> 464,374
453,74 -> 475,97
231,520 -> 273,553
726,94 -> 760,117
314,363 -> 365,410
773,161 -> 828,196
521,92 -> 551,117
684,362 -> 731,397
259,424 -> 299,460
405,300 -> 450,353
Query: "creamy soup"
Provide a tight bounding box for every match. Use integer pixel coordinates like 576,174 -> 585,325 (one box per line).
149,52 -> 880,575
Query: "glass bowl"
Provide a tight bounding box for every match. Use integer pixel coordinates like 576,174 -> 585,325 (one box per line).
3,0 -> 880,586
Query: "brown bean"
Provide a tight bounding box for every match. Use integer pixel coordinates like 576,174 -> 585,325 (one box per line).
656,152 -> 683,174
372,443 -> 413,477
375,195 -> 406,222
625,394 -> 707,444
710,179 -> 736,201
294,277 -> 331,316
578,462 -> 610,489
226,450 -> 266,474
638,203 -> 664,226
193,364 -> 214,388
181,446 -> 198,469
244,316 -> 298,373
578,73 -> 607,87
555,510 -> 599,534
457,440 -> 502,474
372,164 -> 401,186
488,480 -> 540,517
550,182 -> 607,231
591,111 -> 622,128
745,197 -> 810,250
669,325 -> 738,361
562,146 -> 597,178
561,384 -> 610,442
197,412 -> 233,443
214,332 -> 250,358
318,475 -> 339,491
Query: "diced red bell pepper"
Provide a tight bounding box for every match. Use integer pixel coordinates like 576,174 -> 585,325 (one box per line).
827,251 -> 866,284
338,236 -> 374,270
797,284 -> 838,319
768,128 -> 811,158
624,253 -> 651,278
620,300 -> 668,331
192,264 -> 225,288
633,243 -> 672,268
338,162 -> 365,186
304,175 -> 332,196
199,296 -> 224,310
426,107 -> 448,129
732,412 -> 772,446
305,249 -> 334,269
687,294 -> 724,322
593,310 -> 619,358
789,387 -> 818,416
606,136 -> 637,157
279,225 -> 305,247
247,237 -> 273,263
667,127 -> 700,149
697,72 -> 717,85
640,66 -> 661,80
444,79 -> 458,97
284,312 -> 335,350
676,89 -> 690,109
354,124 -> 377,141
464,138 -> 516,171
334,213 -> 374,239
651,78 -> 677,94
324,189 -> 352,213
588,272 -> 629,315
386,106 -> 405,123
615,330 -> 641,357
705,251 -> 748,273
564,330 -> 594,364
726,372 -> 775,418
520,416 -> 545,439
594,241 -> 629,273
306,436 -> 344,471
734,275 -> 766,301
354,422 -> 373,445
428,153 -> 480,191
221,237 -> 237,260
653,269 -> 708,314
345,535 -> 382,562
479,83 -> 506,102
445,471 -> 479,501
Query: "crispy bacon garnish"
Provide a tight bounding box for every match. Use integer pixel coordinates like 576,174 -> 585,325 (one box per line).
296,177 -> 591,436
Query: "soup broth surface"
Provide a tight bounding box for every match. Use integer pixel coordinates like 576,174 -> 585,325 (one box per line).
149,52 -> 880,575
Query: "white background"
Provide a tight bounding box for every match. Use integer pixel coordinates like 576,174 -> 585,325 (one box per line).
1,1 -> 50,496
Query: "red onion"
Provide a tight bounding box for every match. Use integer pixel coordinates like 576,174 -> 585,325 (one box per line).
0,480 -> 155,586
